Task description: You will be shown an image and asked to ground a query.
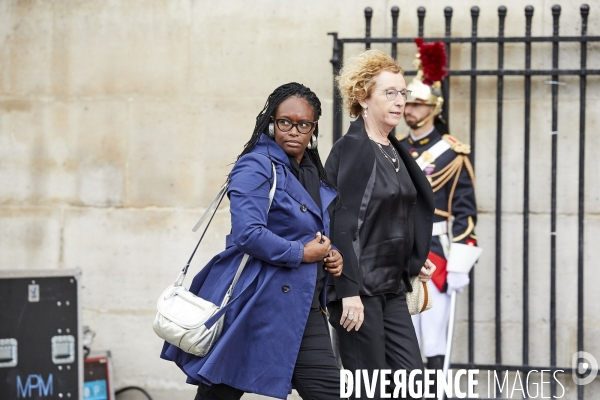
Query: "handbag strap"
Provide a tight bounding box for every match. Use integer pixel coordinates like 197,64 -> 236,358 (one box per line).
419,282 -> 429,313
192,181 -> 230,233
175,162 -> 277,287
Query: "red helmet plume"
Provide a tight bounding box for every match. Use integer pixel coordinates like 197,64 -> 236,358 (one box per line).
415,38 -> 448,85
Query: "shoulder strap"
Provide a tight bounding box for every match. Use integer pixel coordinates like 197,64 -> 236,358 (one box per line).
191,181 -> 229,233
395,133 -> 408,141
442,134 -> 472,155
415,140 -> 452,171
175,163 -> 277,286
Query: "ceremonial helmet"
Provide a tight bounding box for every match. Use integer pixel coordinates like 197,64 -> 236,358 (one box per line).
406,38 -> 448,128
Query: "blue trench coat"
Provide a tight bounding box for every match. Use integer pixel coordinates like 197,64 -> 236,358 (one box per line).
160,134 -> 338,399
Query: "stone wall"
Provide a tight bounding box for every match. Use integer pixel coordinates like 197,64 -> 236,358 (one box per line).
1,0 -> 599,398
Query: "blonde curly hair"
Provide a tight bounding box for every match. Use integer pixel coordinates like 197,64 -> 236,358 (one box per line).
336,49 -> 404,118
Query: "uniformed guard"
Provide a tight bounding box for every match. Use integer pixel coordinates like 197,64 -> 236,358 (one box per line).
399,39 -> 482,393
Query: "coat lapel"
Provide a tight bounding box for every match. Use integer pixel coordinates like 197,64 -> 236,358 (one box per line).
319,183 -> 338,214
282,172 -> 322,218
283,167 -> 338,221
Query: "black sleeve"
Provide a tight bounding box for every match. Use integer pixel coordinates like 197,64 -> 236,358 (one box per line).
325,140 -> 361,299
451,155 -> 477,245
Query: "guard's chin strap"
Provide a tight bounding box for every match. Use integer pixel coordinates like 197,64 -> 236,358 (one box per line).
416,97 -> 444,128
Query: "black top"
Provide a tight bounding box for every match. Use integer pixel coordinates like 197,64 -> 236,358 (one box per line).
324,117 -> 435,301
358,141 -> 417,295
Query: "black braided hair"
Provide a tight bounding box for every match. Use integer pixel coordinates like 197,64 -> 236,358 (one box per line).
237,82 -> 335,188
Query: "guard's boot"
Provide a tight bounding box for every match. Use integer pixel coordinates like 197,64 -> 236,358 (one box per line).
426,355 -> 445,398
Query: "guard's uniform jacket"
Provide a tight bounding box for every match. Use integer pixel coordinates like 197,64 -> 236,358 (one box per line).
398,127 -> 477,291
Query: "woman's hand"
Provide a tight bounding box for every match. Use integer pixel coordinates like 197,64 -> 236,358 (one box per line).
324,250 -> 343,277
340,296 -> 364,332
418,259 -> 436,283
302,232 -> 332,263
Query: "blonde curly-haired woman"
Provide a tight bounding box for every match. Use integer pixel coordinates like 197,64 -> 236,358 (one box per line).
325,50 -> 436,399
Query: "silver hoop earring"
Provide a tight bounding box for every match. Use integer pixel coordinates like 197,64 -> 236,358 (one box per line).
268,123 -> 274,138
307,134 -> 318,150
364,109 -> 368,118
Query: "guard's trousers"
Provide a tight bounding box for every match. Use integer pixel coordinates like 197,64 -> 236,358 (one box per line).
329,292 -> 424,400
412,282 -> 451,358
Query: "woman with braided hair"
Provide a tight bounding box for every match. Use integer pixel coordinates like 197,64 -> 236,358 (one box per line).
160,83 -> 345,399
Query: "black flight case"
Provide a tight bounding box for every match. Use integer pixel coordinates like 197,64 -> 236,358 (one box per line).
0,269 -> 83,399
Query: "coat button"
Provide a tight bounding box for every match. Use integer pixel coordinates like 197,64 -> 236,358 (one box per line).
300,205 -> 307,212
282,285 -> 290,293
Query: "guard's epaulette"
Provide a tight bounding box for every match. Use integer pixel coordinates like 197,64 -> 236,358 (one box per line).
396,133 -> 408,141
442,134 -> 471,155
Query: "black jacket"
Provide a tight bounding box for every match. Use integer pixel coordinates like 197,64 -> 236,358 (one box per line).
325,117 -> 435,300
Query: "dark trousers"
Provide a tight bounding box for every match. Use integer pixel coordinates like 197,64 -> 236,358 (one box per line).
194,307 -> 343,400
329,293 -> 424,400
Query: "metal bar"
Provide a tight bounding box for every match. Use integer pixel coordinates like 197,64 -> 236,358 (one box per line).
339,35 -> 600,43
418,7 -> 426,38
402,68 -> 600,76
550,5 -> 561,398
495,9 -> 507,396
410,5 -> 424,144
523,7 -> 534,388
328,32 -> 343,143
443,7 -> 453,124
365,7 -> 373,50
578,5 -> 589,400
391,7 -> 399,60
391,6 -> 399,138
468,5 -> 479,366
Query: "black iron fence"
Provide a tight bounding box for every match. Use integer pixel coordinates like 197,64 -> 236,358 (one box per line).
328,4 -> 598,399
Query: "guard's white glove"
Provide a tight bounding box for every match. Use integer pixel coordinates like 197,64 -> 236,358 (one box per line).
446,271 -> 470,295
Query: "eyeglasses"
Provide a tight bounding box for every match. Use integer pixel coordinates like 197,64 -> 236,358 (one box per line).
274,118 -> 317,134
378,89 -> 412,101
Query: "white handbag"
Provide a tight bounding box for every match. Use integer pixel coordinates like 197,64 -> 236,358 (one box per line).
153,164 -> 276,356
